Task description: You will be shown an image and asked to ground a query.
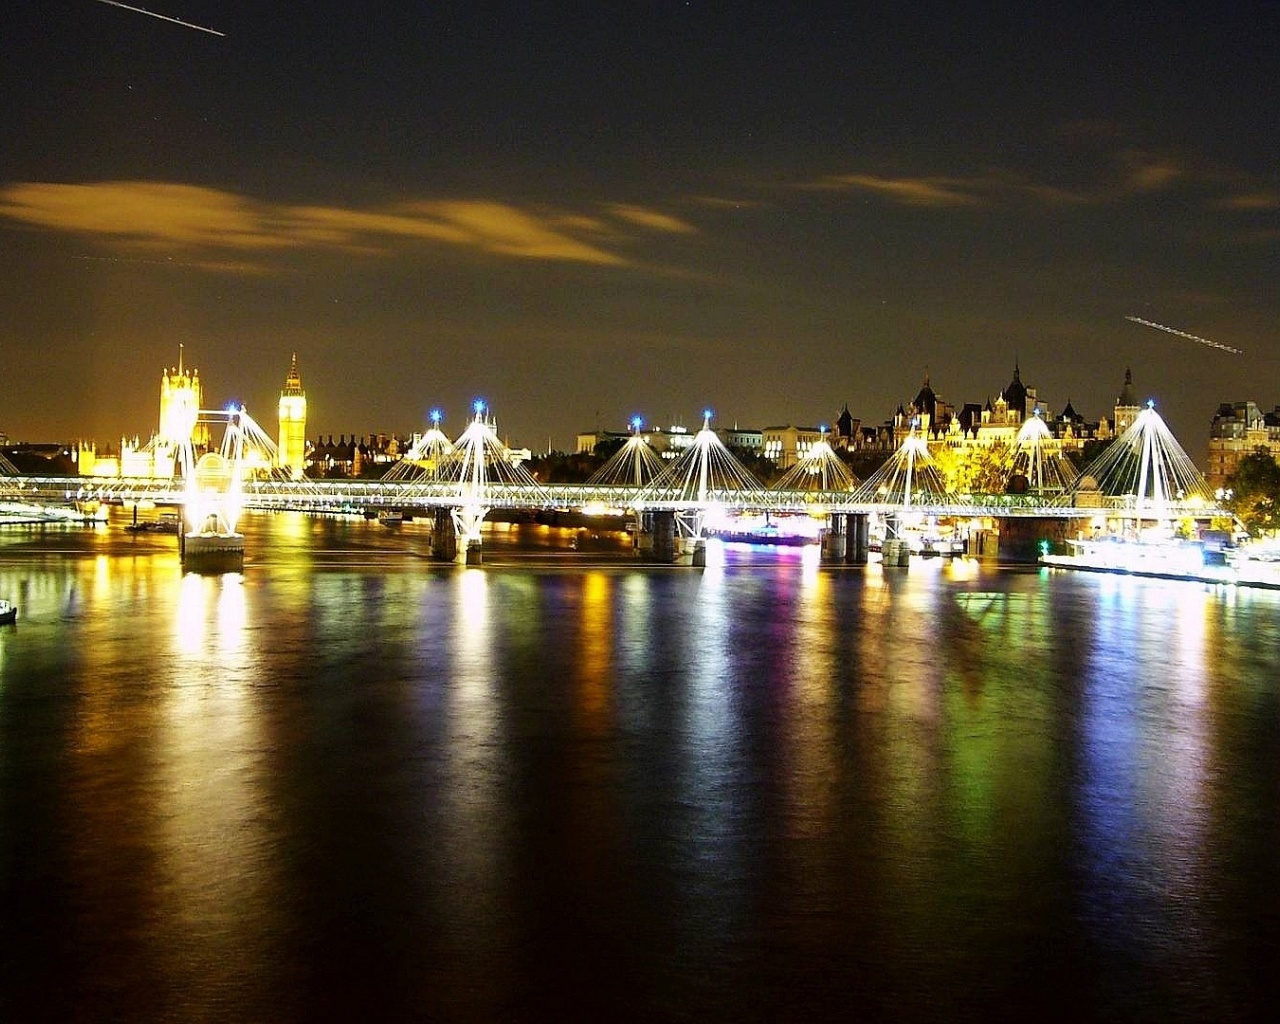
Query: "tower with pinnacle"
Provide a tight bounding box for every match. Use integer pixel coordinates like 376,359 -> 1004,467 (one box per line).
277,353 -> 307,479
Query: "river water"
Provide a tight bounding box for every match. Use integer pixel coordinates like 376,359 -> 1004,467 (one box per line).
1,511 -> 1278,1022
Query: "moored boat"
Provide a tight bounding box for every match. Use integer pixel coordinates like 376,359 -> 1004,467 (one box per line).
706,524 -> 816,547
0,599 -> 17,625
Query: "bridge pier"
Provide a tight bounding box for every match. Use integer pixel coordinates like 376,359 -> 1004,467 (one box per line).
636,510 -> 678,563
691,537 -> 706,567
846,512 -> 870,565
431,506 -> 457,561
992,516 -> 1076,563
820,514 -> 847,564
881,513 -> 910,567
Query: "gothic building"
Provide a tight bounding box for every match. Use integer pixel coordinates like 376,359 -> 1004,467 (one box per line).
277,353 -> 308,480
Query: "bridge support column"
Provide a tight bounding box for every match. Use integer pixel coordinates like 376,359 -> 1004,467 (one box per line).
464,539 -> 483,565
881,514 -> 910,567
846,513 -> 870,565
992,516 -> 1075,564
691,537 -> 707,567
637,510 -> 677,563
431,507 -> 457,561
821,514 -> 847,564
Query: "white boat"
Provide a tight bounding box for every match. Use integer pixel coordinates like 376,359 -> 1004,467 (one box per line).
1041,537 -> 1280,590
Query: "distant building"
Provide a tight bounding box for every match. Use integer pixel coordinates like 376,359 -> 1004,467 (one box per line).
159,349 -> 210,450
78,348 -> 211,478
576,429 -> 631,454
306,433 -> 409,477
894,374 -> 953,442
1206,401 -> 1280,488
576,424 -> 695,459
761,425 -> 826,469
277,353 -> 308,479
834,405 -> 859,450
1112,366 -> 1141,435
714,425 -> 763,452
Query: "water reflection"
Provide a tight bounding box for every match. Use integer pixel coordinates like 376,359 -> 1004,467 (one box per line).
2,516 -> 1279,1021
1078,575 -> 1217,1006
429,567 -> 510,1007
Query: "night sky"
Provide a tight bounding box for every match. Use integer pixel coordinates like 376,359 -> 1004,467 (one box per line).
2,2 -> 1277,452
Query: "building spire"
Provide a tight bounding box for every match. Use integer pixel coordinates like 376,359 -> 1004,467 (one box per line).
282,352 -> 304,395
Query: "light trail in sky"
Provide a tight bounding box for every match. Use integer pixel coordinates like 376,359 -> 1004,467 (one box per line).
1124,315 -> 1243,355
93,1 -> 225,37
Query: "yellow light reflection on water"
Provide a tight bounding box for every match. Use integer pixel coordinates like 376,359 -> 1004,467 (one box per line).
156,570 -> 270,992
781,567 -> 838,845
575,571 -> 613,733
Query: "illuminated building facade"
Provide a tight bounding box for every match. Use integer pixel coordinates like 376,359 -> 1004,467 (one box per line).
761,425 -> 826,469
159,349 -> 209,451
1205,400 -> 1280,488
277,353 -> 308,479
78,350 -> 211,478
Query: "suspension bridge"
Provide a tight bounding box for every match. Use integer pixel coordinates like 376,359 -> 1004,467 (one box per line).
2,401 -> 1230,565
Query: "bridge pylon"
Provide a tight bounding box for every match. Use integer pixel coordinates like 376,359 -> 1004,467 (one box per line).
635,411 -> 773,562
431,401 -> 550,563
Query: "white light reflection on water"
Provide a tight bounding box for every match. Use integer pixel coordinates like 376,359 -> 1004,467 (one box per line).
154,569 -> 275,1010
669,563 -> 755,965
433,567 -> 510,978
1078,573 -> 1214,986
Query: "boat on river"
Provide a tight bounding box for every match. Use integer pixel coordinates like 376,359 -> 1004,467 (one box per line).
0,599 -> 17,625
706,522 -> 816,547
1041,536 -> 1280,590
124,512 -> 181,534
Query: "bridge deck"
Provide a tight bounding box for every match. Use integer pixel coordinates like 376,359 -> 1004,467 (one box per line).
2,475 -> 1221,520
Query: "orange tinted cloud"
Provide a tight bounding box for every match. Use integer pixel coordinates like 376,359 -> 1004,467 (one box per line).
808,174 -> 985,207
0,181 -> 631,268
1117,151 -> 1183,193
0,181 -> 291,249
606,204 -> 697,233
1215,190 -> 1280,211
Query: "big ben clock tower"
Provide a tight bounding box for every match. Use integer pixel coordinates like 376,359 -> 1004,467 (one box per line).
277,353 -> 307,479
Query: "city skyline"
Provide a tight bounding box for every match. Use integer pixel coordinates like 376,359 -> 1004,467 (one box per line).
0,346 -> 1171,456
2,3 -> 1276,446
